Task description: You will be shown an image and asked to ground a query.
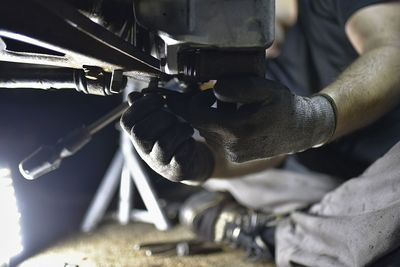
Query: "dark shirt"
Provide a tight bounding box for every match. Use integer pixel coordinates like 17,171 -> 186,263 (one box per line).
267,0 -> 400,179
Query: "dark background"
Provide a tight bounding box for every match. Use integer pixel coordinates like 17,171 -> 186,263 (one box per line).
0,85 -> 197,266
0,87 -> 121,264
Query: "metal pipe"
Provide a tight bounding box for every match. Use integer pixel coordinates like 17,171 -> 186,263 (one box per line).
0,67 -> 82,89
0,66 -> 125,96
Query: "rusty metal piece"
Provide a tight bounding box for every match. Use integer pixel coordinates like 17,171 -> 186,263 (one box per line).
133,239 -> 223,257
176,241 -> 223,256
133,239 -> 199,251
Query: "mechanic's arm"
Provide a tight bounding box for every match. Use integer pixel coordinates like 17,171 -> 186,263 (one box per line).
323,2 -> 400,139
206,3 -> 400,177
198,0 -> 299,177
120,3 -> 400,184
182,2 -> 400,169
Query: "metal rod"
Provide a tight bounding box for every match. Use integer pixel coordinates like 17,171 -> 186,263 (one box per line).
0,67 -> 81,89
19,101 -> 128,180
87,102 -> 129,135
0,0 -> 161,74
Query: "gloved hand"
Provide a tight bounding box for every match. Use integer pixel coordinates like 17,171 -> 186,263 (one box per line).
177,77 -> 337,163
120,92 -> 214,183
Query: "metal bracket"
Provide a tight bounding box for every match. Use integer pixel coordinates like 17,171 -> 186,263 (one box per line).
0,0 -> 161,76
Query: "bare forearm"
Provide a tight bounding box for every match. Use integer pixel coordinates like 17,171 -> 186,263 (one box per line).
211,154 -> 286,179
322,45 -> 400,139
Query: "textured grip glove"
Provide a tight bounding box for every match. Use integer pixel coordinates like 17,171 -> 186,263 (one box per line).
179,77 -> 336,163
120,92 -> 214,183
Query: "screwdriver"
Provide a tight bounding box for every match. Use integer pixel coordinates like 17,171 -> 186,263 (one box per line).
19,87 -> 189,180
19,102 -> 129,180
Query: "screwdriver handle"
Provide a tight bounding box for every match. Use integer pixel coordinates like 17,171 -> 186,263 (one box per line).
19,102 -> 128,180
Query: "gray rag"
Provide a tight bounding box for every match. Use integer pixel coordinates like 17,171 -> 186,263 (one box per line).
277,141 -> 400,267
205,141 -> 400,266
204,169 -> 340,215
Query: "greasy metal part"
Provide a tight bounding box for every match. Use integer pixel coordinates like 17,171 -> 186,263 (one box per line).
133,239 -> 222,257
110,70 -> 126,94
178,49 -> 266,81
134,239 -> 202,256
81,66 -> 113,95
133,239 -> 199,251
0,66 -> 125,96
134,0 -> 275,48
0,48 -> 71,69
19,102 -> 128,180
0,0 -> 273,85
176,242 -> 223,256
0,0 -> 162,76
145,245 -> 176,256
0,67 -> 85,90
133,0 -> 274,78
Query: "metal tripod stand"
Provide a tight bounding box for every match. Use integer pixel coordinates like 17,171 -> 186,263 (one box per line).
81,86 -> 171,232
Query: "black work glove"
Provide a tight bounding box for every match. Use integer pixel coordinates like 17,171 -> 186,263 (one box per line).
120,92 -> 214,183
174,77 -> 337,163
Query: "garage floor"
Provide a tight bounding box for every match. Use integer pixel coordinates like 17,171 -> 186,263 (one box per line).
19,222 -> 276,267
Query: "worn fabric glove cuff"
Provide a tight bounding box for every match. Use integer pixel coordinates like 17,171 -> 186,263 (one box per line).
309,94 -> 337,147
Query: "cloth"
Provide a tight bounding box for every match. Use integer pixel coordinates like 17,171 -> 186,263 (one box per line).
276,141 -> 400,267
204,169 -> 340,215
202,1 -> 400,265
267,0 -> 400,179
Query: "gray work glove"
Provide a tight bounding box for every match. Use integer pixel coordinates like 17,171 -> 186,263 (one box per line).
120,92 -> 214,183
176,77 -> 337,163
